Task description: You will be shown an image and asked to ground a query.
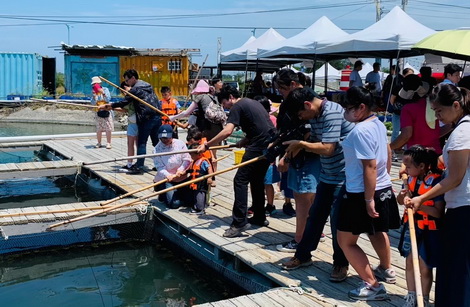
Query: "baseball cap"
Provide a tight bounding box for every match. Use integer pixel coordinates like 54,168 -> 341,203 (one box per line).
158,124 -> 173,138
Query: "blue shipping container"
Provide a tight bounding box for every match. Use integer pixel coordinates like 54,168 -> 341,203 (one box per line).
65,55 -> 120,96
0,53 -> 43,100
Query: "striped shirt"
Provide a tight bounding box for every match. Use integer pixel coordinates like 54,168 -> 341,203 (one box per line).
309,100 -> 354,184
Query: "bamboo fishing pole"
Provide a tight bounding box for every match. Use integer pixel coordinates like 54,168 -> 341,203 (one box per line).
99,77 -> 187,129
83,144 -> 237,166
0,201 -> 148,218
99,178 -> 168,206
47,155 -> 266,230
31,98 -> 97,109
212,154 -> 230,163
402,174 -> 424,307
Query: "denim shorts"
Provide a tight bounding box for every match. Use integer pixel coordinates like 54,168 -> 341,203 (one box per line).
264,164 -> 281,185
287,156 -> 320,194
127,123 -> 138,137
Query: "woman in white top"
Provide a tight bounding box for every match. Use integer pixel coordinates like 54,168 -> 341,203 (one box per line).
407,83 -> 470,307
337,86 -> 400,301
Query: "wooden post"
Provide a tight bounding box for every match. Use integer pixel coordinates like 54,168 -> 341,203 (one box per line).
47,155 -> 266,230
99,76 -> 187,129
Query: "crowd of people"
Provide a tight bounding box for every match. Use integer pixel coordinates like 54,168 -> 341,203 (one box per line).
93,64 -> 469,306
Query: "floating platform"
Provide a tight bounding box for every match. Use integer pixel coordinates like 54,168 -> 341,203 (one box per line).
0,132 -> 430,306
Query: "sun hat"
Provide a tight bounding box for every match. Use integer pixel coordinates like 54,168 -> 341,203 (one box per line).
158,124 -> 173,138
91,76 -> 101,85
191,80 -> 210,94
398,74 -> 429,99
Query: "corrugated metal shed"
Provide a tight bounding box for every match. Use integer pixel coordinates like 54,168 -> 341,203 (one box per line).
64,55 -> 120,95
62,44 -> 197,97
0,53 -> 43,99
120,55 -> 189,97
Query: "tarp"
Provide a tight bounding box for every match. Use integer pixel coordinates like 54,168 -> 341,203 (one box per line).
257,16 -> 348,59
315,6 -> 436,58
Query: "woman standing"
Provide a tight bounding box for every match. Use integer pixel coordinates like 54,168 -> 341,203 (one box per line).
338,87 -> 400,301
406,84 -> 470,306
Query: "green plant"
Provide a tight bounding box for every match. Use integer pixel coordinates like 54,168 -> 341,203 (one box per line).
384,121 -> 392,131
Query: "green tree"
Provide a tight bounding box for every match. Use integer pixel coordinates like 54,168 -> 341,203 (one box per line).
56,72 -> 65,88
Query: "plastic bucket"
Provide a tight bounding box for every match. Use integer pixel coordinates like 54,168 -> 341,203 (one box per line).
233,149 -> 245,165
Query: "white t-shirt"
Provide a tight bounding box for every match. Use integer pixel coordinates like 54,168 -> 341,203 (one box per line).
342,117 -> 391,193
442,115 -> 470,209
349,70 -> 363,87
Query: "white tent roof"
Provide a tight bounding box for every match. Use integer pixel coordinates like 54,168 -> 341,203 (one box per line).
220,28 -> 286,62
258,16 -> 348,59
404,62 -> 419,73
315,63 -> 341,80
316,6 -> 436,58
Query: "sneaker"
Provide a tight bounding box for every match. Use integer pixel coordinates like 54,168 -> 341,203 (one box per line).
106,143 -> 112,149
265,204 -> 276,216
282,202 -> 296,217
329,265 -> 348,282
248,217 -> 269,227
247,206 -> 254,215
94,143 -> 102,148
348,281 -> 388,301
190,208 -> 205,215
281,256 -> 312,270
320,233 -> 326,242
403,292 -> 417,307
276,239 -> 298,253
127,165 -> 144,175
372,265 -> 396,284
223,223 -> 251,238
122,164 -> 132,170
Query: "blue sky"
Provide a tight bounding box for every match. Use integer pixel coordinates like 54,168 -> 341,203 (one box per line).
1,0 -> 469,72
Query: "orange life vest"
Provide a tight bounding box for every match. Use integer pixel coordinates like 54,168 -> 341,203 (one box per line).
161,98 -> 179,126
200,137 -> 213,161
404,173 -> 441,230
189,157 -> 210,190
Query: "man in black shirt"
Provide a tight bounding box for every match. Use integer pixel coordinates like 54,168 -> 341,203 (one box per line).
198,85 -> 276,237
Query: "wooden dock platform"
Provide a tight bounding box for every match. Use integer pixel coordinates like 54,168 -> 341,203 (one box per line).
0,132 -> 431,306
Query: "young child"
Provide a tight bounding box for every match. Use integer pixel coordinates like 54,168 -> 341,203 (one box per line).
159,86 -> 181,138
397,145 -> 445,307
184,143 -> 213,214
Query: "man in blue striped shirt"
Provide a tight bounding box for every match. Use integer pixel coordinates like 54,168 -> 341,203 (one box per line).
281,88 -> 354,283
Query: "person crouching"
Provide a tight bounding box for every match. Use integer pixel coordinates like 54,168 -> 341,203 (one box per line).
153,125 -> 191,208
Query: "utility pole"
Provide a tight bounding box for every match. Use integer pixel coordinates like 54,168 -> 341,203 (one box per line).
251,28 -> 256,37
375,0 -> 383,65
217,37 -> 222,78
402,0 -> 408,11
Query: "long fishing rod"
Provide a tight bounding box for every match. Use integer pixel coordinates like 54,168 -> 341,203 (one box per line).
99,77 -> 187,129
31,98 -> 98,109
47,155 -> 266,230
83,144 -> 237,166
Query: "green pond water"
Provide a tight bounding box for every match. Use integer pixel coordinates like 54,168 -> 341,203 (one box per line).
0,242 -> 242,306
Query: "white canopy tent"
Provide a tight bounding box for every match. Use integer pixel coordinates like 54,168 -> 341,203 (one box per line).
219,28 -> 300,71
257,16 -> 348,59
315,6 -> 436,59
314,63 -> 340,80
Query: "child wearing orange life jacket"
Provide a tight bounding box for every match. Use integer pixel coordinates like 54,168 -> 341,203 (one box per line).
159,86 -> 180,138
183,144 -> 213,214
397,145 -> 445,307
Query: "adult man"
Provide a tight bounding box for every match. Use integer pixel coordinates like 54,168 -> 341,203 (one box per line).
153,124 -> 192,208
365,62 -> 382,94
280,88 -> 355,283
102,69 -> 161,174
158,86 -> 180,138
197,85 -> 276,238
442,63 -> 462,85
349,60 -> 364,88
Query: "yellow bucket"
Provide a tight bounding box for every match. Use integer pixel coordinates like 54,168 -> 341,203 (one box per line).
233,149 -> 245,165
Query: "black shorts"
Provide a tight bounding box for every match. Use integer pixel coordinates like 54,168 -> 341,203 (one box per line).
337,186 -> 401,235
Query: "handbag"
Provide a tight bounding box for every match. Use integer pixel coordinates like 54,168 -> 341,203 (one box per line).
204,96 -> 227,124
